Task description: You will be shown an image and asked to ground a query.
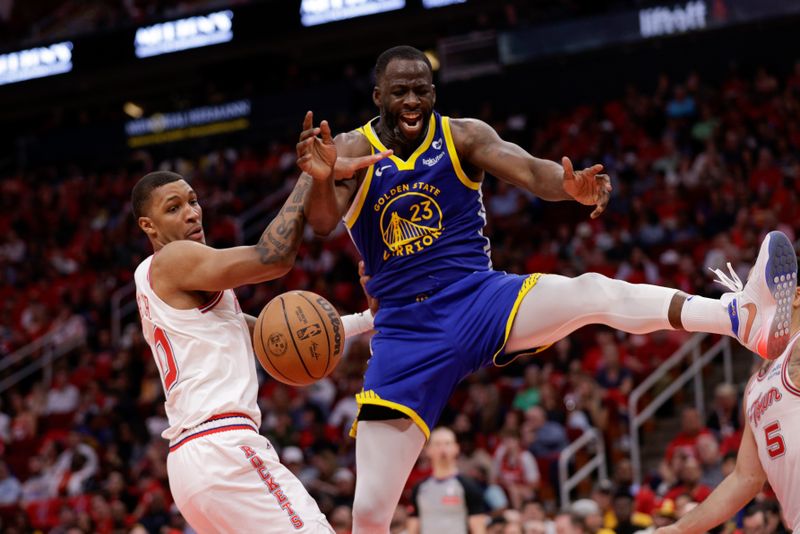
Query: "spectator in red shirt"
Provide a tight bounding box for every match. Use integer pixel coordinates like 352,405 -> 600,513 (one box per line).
664,455 -> 713,503
492,428 -> 540,510
665,407 -> 712,462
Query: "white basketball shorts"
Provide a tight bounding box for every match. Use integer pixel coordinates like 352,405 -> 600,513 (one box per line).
167,414 -> 334,533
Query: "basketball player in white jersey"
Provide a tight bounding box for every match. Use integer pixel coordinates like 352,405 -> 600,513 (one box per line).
656,260 -> 800,534
131,113 -> 387,534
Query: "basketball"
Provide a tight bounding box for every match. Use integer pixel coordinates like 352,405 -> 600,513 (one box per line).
253,290 -> 345,386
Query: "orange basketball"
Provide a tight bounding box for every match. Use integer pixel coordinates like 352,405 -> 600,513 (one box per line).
253,290 -> 344,386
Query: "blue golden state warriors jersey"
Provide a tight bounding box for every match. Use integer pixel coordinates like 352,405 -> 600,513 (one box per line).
343,111 -> 492,300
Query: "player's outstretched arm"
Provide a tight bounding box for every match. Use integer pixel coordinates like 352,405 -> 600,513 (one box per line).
152,175 -> 312,292
451,118 -> 611,218
299,111 -> 390,236
655,420 -> 766,534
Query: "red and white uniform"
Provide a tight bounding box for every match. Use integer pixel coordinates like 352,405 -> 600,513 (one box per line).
134,255 -> 333,534
745,333 -> 800,533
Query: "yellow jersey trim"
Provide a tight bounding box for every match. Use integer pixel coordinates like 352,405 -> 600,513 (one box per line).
363,115 -> 436,171
344,157 -> 374,229
492,273 -> 551,367
442,116 -> 481,191
349,389 -> 431,440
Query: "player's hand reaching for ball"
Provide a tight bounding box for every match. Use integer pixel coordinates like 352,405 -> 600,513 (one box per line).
561,156 -> 612,219
297,111 -> 391,181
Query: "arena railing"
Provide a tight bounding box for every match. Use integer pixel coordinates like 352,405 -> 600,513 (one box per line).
628,333 -> 733,486
558,426 -> 608,507
0,327 -> 86,394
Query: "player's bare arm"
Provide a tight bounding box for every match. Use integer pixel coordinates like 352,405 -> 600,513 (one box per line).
152,176 -> 312,299
789,341 -> 800,383
655,408 -> 766,534
451,118 -> 612,218
301,112 -> 391,236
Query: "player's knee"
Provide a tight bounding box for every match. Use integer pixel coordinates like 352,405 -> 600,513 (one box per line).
352,497 -> 392,531
573,271 -> 633,306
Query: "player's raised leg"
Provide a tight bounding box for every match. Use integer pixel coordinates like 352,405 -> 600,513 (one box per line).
352,419 -> 426,533
506,231 -> 797,360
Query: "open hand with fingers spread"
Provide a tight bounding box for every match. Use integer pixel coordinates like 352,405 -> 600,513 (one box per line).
561,156 -> 613,219
296,111 -> 392,181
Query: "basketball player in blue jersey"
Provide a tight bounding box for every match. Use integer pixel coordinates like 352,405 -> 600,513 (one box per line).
299,46 -> 798,533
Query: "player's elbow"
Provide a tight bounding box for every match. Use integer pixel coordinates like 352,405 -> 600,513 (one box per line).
307,216 -> 338,237
251,247 -> 296,281
268,255 -> 296,278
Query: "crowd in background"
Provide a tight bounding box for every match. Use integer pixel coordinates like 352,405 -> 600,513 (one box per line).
1,44 -> 800,533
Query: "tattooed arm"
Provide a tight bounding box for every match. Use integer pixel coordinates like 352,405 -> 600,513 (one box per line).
450,118 -> 612,218
151,176 -> 312,293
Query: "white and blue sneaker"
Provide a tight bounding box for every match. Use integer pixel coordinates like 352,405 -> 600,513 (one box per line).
711,231 -> 797,360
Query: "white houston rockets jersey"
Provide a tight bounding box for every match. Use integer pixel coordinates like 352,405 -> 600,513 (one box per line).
745,332 -> 800,531
134,254 -> 261,440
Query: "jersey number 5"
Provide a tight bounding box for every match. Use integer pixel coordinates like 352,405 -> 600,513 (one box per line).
764,421 -> 786,459
154,326 -> 179,394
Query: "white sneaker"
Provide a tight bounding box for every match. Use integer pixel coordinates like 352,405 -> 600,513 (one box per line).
711,231 -> 797,360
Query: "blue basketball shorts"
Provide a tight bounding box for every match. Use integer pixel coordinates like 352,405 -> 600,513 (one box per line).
350,270 -> 546,440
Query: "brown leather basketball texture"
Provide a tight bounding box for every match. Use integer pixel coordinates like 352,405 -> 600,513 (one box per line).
253,290 -> 344,386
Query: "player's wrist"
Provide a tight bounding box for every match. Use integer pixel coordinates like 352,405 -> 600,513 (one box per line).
342,309 -> 374,338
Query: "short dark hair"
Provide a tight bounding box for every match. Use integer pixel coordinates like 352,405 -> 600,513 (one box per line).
744,503 -> 765,519
131,171 -> 184,219
374,45 -> 432,83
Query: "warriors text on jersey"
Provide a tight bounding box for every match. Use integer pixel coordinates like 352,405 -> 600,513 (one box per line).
745,333 -> 800,531
344,111 -> 492,300
134,255 -> 261,440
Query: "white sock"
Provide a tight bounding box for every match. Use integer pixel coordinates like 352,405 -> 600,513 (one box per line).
680,295 -> 733,336
352,419 -> 426,533
342,309 -> 374,339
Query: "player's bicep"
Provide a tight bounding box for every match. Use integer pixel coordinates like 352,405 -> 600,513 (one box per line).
334,179 -> 359,216
332,131 -> 372,215
454,118 -> 535,189
155,241 -> 289,293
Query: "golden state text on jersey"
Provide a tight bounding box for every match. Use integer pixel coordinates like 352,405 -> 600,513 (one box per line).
344,112 -> 492,300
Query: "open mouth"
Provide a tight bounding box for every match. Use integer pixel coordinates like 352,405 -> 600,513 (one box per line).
399,112 -> 424,137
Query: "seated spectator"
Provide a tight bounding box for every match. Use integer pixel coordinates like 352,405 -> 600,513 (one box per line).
759,499 -> 786,534
594,343 -> 634,413
521,501 -> 554,533
492,428 -> 540,510
524,406 -> 568,458
512,364 -> 542,412
599,490 -> 652,534
0,460 -> 21,504
706,383 -> 741,440
664,455 -> 713,503
20,455 -> 55,503
569,498 -> 604,533
52,431 -> 99,497
739,503 -> 767,534
554,511 -> 592,534
651,499 -> 678,529
330,504 -> 353,534
696,433 -> 724,488
45,370 -> 80,416
664,407 -> 712,462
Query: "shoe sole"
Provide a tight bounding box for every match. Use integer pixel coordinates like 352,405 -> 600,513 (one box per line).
765,231 -> 797,359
